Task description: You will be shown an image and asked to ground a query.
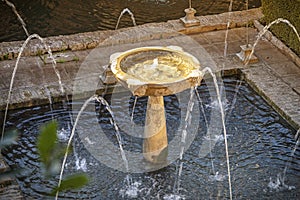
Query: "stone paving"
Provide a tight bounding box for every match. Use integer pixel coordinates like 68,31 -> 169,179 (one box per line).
0,7 -> 300,198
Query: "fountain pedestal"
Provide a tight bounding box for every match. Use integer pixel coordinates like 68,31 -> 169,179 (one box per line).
180,8 -> 200,27
236,44 -> 258,64
99,65 -> 118,85
110,46 -> 202,163
143,96 -> 168,163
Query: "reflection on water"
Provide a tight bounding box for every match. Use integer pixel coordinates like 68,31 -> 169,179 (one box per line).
2,76 -> 299,199
0,0 -> 261,42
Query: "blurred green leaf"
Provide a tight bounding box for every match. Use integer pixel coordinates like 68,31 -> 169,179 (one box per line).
51,173 -> 89,195
0,130 -> 18,148
35,120 -> 89,194
37,120 -> 58,169
45,143 -> 71,176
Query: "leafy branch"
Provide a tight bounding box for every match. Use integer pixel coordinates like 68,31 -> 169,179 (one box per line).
1,120 -> 89,196
37,120 -> 89,195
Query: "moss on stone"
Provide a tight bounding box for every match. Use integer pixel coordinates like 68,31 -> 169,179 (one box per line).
261,0 -> 300,56
56,59 -> 66,63
3,54 -> 9,60
72,56 -> 79,62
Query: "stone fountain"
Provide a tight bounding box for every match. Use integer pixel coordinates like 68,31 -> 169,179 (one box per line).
110,46 -> 203,163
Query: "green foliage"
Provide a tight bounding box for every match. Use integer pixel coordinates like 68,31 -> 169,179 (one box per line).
36,49 -> 44,56
37,120 -> 89,194
72,56 -> 79,62
3,54 -> 9,60
37,120 -> 57,165
56,59 -> 66,63
41,55 -> 47,64
261,0 -> 300,56
1,119 -> 89,196
51,173 -> 89,195
37,120 -> 66,176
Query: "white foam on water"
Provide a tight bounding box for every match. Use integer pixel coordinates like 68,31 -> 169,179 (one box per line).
209,171 -> 227,182
163,194 -> 185,200
84,137 -> 95,145
57,128 -> 70,142
204,134 -> 231,142
268,174 -> 296,192
75,158 -> 87,172
206,99 -> 230,111
119,179 -> 142,198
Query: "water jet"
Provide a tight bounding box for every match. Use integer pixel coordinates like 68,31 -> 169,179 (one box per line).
236,0 -> 258,64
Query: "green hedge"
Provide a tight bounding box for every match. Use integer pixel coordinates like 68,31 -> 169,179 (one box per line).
261,0 -> 300,56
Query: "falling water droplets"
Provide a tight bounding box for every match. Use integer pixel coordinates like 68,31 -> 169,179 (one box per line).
1,33 -> 64,147
3,0 -> 29,37
56,95 -> 129,199
223,0 -> 234,58
119,175 -> 142,199
201,67 -> 233,200
115,8 -> 137,30
245,18 -> 300,66
209,171 -> 227,182
268,129 -> 300,193
173,87 -> 196,195
268,173 -> 295,192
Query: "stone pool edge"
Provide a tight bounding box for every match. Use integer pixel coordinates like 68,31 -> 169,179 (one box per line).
0,8 -> 263,60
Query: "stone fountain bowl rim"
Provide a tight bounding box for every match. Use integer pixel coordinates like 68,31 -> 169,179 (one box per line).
110,45 -> 202,86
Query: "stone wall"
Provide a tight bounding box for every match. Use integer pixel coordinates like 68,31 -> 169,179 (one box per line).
261,0 -> 300,56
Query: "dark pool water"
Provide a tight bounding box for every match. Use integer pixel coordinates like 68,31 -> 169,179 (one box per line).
0,0 -> 261,42
1,76 -> 299,199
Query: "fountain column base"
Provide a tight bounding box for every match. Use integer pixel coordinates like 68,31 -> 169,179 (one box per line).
236,44 -> 259,64
180,8 -> 200,28
99,65 -> 118,85
143,96 -> 168,163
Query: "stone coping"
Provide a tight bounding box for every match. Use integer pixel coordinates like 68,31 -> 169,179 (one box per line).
0,8 -> 263,60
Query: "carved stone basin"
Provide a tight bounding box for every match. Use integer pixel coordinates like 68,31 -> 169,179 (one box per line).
110,46 -> 202,96
110,46 -> 203,163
